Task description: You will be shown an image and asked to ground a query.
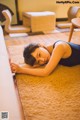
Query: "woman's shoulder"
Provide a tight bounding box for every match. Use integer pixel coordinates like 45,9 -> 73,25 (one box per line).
54,40 -> 67,47
53,40 -> 71,54
47,40 -> 69,52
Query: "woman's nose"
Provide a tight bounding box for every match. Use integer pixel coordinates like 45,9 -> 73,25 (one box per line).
39,57 -> 45,62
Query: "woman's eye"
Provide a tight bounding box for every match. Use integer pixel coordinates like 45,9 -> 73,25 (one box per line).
38,53 -> 41,57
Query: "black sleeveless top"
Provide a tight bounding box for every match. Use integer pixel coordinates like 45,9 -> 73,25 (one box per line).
53,41 -> 80,66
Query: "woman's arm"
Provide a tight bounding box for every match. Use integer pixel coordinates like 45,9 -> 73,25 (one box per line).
11,44 -> 65,76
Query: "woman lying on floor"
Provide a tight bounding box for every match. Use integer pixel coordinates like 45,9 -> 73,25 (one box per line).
10,40 -> 80,76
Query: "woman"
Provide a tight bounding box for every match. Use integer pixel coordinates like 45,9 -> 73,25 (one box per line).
10,40 -> 80,76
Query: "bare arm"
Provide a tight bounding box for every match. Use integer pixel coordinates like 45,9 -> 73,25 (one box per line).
11,44 -> 65,76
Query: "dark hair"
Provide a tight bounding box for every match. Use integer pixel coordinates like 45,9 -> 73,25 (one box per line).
23,44 -> 39,66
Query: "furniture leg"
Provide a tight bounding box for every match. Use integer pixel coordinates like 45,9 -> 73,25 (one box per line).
68,24 -> 74,42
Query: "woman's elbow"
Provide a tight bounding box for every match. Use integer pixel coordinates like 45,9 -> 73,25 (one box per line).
43,70 -> 51,77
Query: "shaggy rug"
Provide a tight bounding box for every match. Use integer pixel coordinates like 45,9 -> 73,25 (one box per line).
16,65 -> 80,120
7,32 -> 80,120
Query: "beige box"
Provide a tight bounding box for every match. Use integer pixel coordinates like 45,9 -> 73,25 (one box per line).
23,11 -> 56,32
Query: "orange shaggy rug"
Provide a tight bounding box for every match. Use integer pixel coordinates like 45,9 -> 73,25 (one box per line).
7,32 -> 80,120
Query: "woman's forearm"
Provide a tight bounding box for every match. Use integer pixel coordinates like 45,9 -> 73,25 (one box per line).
19,67 -> 49,77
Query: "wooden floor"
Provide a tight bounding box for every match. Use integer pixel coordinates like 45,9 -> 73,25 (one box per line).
5,31 -> 80,47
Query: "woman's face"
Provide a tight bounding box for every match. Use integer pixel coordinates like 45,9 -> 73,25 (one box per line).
31,47 -> 50,65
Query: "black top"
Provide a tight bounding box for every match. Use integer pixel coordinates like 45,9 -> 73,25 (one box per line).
53,40 -> 80,66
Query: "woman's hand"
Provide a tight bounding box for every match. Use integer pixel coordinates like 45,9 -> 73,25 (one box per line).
10,63 -> 21,73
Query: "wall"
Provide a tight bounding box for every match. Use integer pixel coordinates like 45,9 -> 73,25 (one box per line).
18,0 -> 80,20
